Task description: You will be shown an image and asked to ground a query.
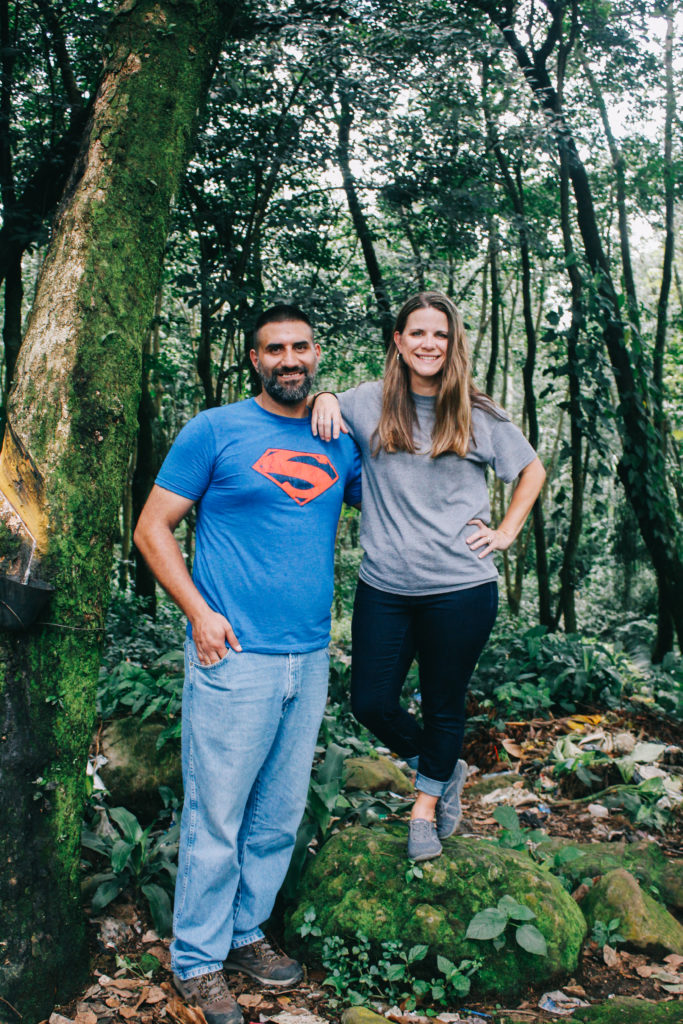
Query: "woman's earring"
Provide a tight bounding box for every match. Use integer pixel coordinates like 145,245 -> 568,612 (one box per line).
396,351 -> 401,362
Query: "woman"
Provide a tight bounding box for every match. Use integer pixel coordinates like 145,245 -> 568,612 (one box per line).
311,292 -> 545,861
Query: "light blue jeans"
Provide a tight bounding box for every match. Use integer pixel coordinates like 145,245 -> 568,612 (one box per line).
171,640 -> 329,980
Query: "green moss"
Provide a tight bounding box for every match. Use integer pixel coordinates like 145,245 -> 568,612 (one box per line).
581,869 -> 683,956
574,996 -> 683,1023
537,837 -> 683,910
285,825 -> 587,997
0,521 -> 22,561
0,1 -> 230,1018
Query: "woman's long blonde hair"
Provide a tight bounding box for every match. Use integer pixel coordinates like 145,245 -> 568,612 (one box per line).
373,291 -> 499,458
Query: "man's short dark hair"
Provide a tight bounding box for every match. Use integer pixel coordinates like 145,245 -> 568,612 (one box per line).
252,304 -> 312,347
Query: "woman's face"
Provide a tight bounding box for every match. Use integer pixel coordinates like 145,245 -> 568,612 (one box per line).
394,306 -> 449,395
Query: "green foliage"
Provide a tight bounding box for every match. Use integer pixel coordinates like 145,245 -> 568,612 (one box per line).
81,800 -> 179,937
282,738 -> 411,900
471,625 -> 628,724
103,593 -> 186,671
466,896 -> 548,957
115,952 -> 161,980
311,927 -> 480,1010
492,806 -> 544,851
590,918 -> 625,948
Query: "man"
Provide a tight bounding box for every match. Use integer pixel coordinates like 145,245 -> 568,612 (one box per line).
134,305 -> 361,1024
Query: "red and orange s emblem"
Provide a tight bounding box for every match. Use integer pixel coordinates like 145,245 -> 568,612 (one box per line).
252,448 -> 339,505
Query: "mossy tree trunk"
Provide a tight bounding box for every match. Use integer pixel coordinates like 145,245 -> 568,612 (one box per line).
0,1 -> 234,1018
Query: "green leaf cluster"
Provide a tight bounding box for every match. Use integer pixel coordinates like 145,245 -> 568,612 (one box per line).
466,895 -> 548,957
81,801 -> 179,936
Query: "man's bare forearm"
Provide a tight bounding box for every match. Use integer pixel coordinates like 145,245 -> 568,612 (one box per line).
134,484 -> 242,661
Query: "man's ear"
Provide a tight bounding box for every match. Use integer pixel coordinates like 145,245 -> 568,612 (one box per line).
249,348 -> 259,371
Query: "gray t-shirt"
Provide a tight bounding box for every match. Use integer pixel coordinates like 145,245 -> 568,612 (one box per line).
339,381 -> 537,595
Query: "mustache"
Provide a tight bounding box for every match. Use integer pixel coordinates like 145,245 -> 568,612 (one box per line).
272,365 -> 308,377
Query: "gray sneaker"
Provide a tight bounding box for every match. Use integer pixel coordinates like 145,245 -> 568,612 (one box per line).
436,758 -> 468,839
225,939 -> 303,987
173,970 -> 243,1024
407,818 -> 442,862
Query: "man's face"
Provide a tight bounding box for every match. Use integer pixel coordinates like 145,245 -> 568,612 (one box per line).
250,320 -> 321,405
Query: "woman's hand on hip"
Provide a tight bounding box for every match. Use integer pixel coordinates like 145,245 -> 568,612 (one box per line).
311,392 -> 347,441
466,518 -> 514,558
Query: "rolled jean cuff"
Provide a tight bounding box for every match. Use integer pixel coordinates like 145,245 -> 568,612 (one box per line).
405,755 -> 419,770
175,962 -> 225,982
415,771 -> 446,797
231,927 -> 265,949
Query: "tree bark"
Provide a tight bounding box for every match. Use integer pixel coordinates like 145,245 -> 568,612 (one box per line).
0,2 -> 233,1017
337,89 -> 394,350
479,0 -> 683,651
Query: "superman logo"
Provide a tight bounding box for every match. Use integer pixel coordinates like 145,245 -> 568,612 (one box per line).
252,448 -> 339,505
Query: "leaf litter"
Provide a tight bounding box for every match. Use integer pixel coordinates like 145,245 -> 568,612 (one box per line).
45,709 -> 682,1024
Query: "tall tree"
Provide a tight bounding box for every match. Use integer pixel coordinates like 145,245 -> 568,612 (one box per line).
0,1 -> 236,1016
473,0 -> 683,652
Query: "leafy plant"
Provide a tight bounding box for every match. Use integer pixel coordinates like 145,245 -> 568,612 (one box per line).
81,802 -> 179,936
315,930 -> 480,1010
492,806 -> 544,851
590,917 -> 625,948
97,649 -> 184,749
470,624 -> 628,723
466,895 -> 548,957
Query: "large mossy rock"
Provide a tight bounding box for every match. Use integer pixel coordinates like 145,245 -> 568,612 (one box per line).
537,838 -> 683,911
99,717 -> 182,821
574,996 -> 683,1023
580,869 -> 683,957
284,824 -> 587,996
343,756 -> 413,796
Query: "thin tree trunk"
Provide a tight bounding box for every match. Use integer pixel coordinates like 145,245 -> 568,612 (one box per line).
651,3 -> 676,660
485,220 -> 500,396
337,89 -> 393,350
481,1 -> 683,650
0,3 -> 233,1016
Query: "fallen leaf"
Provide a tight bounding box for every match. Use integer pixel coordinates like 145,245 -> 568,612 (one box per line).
571,883 -> 591,903
119,1008 -> 138,1020
134,986 -> 151,1011
74,1011 -> 97,1024
101,978 -> 141,991
664,954 -> 683,969
105,996 -> 120,1008
145,986 -> 167,1004
636,964 -> 654,978
562,984 -> 587,997
502,739 -> 525,759
166,996 -> 208,1024
142,929 -> 160,943
652,969 -> 680,984
603,944 -> 619,968
238,994 -> 264,1007
661,982 -> 683,994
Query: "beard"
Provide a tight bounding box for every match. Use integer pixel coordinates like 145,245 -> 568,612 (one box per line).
256,362 -> 316,404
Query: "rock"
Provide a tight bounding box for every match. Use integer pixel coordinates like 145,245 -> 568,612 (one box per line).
580,869 -> 683,957
342,1008 -> 387,1024
343,756 -> 413,795
285,824 -> 586,997
537,838 -> 683,911
612,732 -> 636,755
98,717 -> 182,821
573,995 -> 683,1022
467,772 -> 522,797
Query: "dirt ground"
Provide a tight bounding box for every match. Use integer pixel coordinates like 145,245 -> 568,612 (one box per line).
45,706 -> 682,1024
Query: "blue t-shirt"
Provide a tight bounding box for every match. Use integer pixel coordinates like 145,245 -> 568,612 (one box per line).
156,398 -> 362,654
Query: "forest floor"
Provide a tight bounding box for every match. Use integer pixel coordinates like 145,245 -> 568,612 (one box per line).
47,705 -> 682,1024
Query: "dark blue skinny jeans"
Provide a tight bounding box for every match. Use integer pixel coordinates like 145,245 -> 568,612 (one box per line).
351,578 -> 498,794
